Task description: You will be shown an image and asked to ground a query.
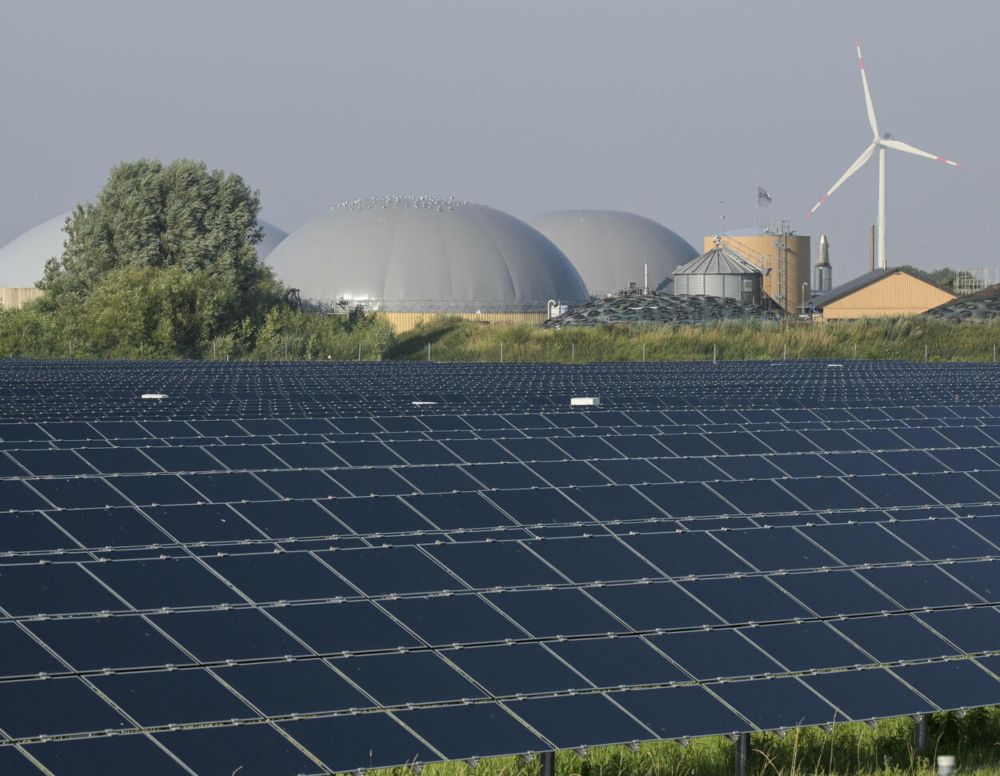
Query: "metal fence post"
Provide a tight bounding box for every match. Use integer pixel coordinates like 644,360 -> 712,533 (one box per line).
913,714 -> 928,753
539,751 -> 556,776
734,733 -> 750,776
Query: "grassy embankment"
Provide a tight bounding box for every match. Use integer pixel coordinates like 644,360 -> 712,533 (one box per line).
387,317 -> 1000,363
366,712 -> 1000,776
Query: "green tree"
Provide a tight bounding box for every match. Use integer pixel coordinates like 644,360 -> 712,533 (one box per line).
40,158 -> 281,341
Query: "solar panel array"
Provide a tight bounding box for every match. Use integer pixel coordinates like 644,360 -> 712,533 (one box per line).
3,360 -> 1000,775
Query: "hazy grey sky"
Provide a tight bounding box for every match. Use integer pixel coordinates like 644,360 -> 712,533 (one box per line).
1,0 -> 995,280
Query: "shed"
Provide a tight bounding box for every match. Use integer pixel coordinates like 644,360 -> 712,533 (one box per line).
810,268 -> 955,320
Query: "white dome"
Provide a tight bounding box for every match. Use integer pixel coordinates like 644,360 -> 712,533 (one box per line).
0,213 -> 287,288
528,209 -> 697,295
268,196 -> 589,312
0,214 -> 69,287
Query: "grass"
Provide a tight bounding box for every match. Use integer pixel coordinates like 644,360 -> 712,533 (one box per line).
387,317 -> 1000,364
357,711 -> 1000,776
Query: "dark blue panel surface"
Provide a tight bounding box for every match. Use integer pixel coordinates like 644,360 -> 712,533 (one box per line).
93,669 -> 256,726
334,651 -> 484,706
398,703 -> 546,760
28,615 -> 188,671
612,685 -> 747,738
159,722 -> 322,775
486,588 -> 623,638
282,712 -> 437,771
804,669 -> 935,719
550,636 -> 687,687
270,601 -> 418,653
27,734 -> 187,776
385,595 -> 524,645
832,615 -> 958,662
0,677 -> 128,738
712,676 -> 842,730
893,660 -> 1000,711
650,629 -> 781,680
445,642 -> 587,695
507,694 -> 651,748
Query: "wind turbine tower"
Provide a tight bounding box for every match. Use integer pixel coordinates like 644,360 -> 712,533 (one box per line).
809,39 -> 962,270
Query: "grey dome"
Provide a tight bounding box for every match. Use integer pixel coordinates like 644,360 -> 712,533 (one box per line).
528,209 -> 697,295
268,196 -> 590,312
255,220 -> 288,260
0,213 -> 287,288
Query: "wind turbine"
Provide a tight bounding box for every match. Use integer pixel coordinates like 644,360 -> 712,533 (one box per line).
809,39 -> 962,270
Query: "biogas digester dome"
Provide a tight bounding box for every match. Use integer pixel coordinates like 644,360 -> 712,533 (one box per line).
267,197 -> 590,313
528,209 -> 697,296
0,213 -> 288,289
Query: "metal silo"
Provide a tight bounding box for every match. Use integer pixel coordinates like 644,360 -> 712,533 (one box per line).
814,234 -> 832,292
673,239 -> 764,305
703,226 -> 810,314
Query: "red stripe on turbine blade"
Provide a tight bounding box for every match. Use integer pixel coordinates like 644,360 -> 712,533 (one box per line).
859,57 -> 865,69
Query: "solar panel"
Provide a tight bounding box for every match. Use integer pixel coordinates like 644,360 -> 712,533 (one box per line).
5,360 -> 1000,772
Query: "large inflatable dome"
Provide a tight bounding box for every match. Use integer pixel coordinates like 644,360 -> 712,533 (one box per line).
0,213 -> 287,287
267,196 -> 589,312
528,209 -> 697,295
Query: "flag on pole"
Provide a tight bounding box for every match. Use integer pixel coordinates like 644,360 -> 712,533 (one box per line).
757,186 -> 772,207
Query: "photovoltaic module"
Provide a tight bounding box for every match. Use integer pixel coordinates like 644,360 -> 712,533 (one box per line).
0,360 -> 1000,774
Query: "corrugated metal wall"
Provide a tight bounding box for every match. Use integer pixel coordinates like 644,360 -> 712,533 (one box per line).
821,274 -> 955,319
0,288 -> 43,309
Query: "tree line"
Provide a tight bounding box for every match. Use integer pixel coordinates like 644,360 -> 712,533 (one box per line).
0,159 -> 394,360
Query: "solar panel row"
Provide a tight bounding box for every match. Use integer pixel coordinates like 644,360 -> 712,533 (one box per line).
2,361 -> 1000,775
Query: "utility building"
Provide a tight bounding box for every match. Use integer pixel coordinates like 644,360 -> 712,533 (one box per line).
810,268 -> 955,320
703,225 -> 810,314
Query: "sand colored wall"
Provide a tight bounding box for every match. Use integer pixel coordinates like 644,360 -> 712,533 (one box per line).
381,311 -> 547,332
820,273 -> 955,320
0,287 -> 43,309
704,234 -> 811,313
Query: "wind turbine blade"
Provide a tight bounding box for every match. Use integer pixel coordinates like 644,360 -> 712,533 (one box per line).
882,138 -> 963,167
808,142 -> 878,215
856,38 -> 879,138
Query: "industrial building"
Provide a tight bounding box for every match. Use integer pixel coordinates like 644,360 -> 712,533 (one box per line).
0,213 -> 288,308
267,196 -> 589,331
810,267 -> 956,320
528,209 -> 696,296
673,239 -> 764,306
704,225 -> 810,314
